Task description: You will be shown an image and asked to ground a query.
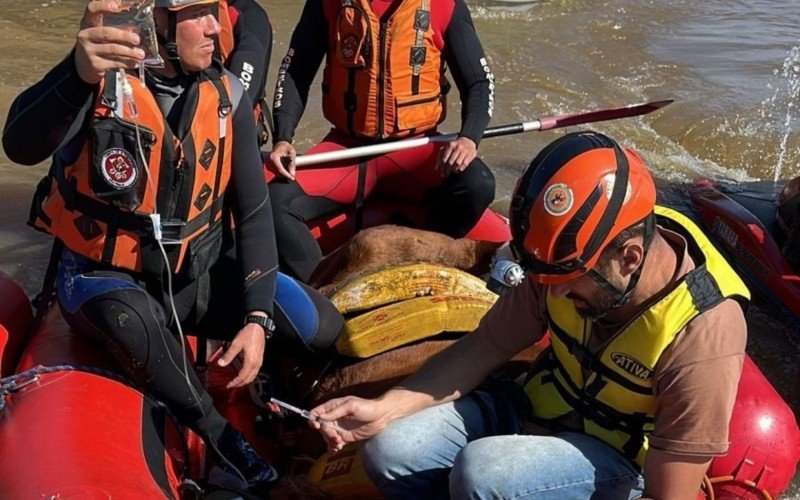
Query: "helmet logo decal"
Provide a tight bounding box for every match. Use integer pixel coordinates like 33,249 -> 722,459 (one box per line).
543,183 -> 573,216
100,148 -> 138,189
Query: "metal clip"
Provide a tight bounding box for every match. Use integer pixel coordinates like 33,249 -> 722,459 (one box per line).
159,219 -> 186,246
0,374 -> 40,411
2,374 -> 40,393
150,213 -> 185,246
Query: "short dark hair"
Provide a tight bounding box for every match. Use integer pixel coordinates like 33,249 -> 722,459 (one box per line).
596,212 -> 655,268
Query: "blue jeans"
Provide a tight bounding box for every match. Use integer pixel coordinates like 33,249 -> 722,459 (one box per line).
361,384 -> 644,499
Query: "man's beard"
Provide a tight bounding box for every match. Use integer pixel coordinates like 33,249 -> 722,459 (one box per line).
572,294 -> 616,319
568,282 -> 620,319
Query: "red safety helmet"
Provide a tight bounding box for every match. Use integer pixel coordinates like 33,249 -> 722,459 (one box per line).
510,131 -> 656,285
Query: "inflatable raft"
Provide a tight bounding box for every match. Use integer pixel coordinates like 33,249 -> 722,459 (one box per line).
690,179 -> 800,342
0,201 -> 798,498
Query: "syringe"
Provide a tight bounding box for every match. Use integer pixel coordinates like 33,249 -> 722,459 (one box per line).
270,397 -> 313,420
269,397 -> 342,430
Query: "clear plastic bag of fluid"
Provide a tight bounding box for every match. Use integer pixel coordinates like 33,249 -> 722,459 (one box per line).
102,0 -> 164,68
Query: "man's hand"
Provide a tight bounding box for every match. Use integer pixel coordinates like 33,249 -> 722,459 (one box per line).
75,0 -> 146,84
309,396 -> 392,453
268,141 -> 297,181
437,137 -> 478,177
218,322 -> 266,389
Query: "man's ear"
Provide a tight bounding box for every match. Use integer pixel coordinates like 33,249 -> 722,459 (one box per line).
619,239 -> 644,277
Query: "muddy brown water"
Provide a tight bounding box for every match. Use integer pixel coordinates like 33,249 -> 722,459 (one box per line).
0,0 -> 798,494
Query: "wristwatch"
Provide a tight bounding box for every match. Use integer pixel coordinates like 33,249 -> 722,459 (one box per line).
245,314 -> 276,340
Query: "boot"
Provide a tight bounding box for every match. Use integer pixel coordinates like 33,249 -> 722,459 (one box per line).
207,424 -> 279,495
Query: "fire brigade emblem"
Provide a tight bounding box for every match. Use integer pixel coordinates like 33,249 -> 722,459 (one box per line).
543,183 -> 573,216
341,35 -> 359,61
100,148 -> 137,189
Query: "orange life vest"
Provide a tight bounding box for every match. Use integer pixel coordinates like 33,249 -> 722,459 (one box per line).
29,64 -> 236,277
322,0 -> 447,140
217,0 -> 235,63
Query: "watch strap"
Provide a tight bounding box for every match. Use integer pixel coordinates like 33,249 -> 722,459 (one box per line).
245,314 -> 275,339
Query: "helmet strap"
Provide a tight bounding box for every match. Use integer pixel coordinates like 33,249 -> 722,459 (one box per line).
157,10 -> 187,77
588,214 -> 656,315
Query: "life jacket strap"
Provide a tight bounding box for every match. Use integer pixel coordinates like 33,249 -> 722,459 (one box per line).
547,319 -> 653,395
410,0 -> 430,95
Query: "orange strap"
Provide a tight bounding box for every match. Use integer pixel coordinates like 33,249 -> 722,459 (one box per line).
702,475 -> 773,500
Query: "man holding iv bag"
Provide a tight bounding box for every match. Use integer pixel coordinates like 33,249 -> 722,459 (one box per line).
2,0 -> 344,493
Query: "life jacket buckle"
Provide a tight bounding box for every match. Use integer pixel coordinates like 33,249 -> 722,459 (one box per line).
150,213 -> 185,246
159,219 -> 186,246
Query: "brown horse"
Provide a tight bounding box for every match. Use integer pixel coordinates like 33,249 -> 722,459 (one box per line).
263,226 -> 540,498
309,225 -> 505,290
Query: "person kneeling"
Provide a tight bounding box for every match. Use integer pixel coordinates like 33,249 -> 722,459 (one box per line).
307,132 -> 749,500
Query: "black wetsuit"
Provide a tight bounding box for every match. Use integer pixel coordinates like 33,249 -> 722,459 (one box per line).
226,0 -> 271,103
226,0 -> 273,143
3,54 -> 342,443
269,0 -> 497,282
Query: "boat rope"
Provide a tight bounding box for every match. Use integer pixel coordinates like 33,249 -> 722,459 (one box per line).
702,474 -> 774,500
0,364 -> 181,426
0,363 -> 147,407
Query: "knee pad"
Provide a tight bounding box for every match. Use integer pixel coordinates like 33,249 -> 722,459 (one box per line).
66,289 -> 161,346
57,256 -> 141,316
273,273 -> 343,350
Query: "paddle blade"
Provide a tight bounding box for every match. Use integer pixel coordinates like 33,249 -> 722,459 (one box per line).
538,99 -> 673,131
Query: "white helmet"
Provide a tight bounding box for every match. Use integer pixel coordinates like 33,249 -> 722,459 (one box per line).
154,0 -> 217,10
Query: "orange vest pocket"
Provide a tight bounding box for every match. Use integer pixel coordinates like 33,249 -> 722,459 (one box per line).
395,90 -> 443,132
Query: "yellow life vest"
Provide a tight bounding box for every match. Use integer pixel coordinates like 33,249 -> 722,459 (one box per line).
524,206 -> 750,468
29,63 -> 237,277
321,0 -> 447,139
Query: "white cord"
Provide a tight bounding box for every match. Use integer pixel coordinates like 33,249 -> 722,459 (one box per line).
157,235 -> 204,406
121,70 -> 203,410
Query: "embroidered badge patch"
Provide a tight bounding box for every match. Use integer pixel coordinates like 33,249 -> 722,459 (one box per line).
543,183 -> 573,216
100,148 -> 137,189
341,35 -> 359,61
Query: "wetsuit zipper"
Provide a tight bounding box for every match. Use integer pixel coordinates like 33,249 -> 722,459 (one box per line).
171,158 -> 185,205
378,21 -> 388,137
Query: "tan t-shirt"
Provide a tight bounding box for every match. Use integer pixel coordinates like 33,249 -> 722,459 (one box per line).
473,227 -> 748,457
